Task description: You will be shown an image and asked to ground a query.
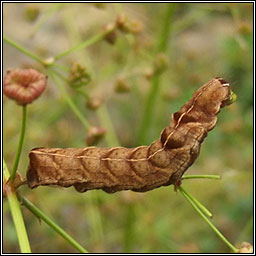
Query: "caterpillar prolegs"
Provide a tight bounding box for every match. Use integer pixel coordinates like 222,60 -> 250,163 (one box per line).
27,78 -> 235,193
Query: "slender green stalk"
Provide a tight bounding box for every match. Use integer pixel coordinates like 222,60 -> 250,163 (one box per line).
52,63 -> 70,73
30,3 -> 64,36
3,35 -> 43,64
20,196 -> 88,253
61,9 -> 93,72
179,185 -> 213,218
182,175 -> 221,180
54,30 -> 112,60
123,204 -> 136,253
10,106 -> 27,181
60,18 -> 107,249
3,159 -> 31,253
60,12 -> 120,149
178,185 -> 239,253
86,192 -> 104,249
138,4 -> 176,145
138,75 -> 159,145
157,4 -> 176,52
49,67 -> 67,81
97,106 -> 120,147
48,70 -> 91,130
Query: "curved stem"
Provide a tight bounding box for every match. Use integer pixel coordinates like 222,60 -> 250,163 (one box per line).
3,35 -> 43,64
97,106 -> 120,147
30,3 -> 64,37
3,159 -> 31,253
54,29 -> 112,61
179,185 -> 213,218
178,185 -> 239,253
20,196 -> 88,253
138,4 -> 176,144
48,69 -> 91,130
10,105 -> 27,181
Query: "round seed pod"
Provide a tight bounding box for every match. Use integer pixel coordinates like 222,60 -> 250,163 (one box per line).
3,68 -> 47,105
104,23 -> 117,45
86,126 -> 106,146
238,242 -> 253,253
86,95 -> 104,110
114,78 -> 131,93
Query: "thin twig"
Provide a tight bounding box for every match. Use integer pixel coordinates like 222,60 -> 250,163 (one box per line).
3,159 -> 31,253
48,69 -> 91,130
10,106 -> 27,181
3,35 -> 43,64
179,185 -> 213,218
20,196 -> 88,253
54,29 -> 113,60
178,185 -> 239,253
182,175 -> 221,180
138,4 -> 176,144
97,106 -> 120,147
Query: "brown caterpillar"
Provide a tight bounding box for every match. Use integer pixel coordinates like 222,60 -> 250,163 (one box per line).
27,77 -> 234,193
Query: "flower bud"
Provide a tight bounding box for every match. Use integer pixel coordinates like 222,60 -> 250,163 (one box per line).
116,14 -> 143,34
114,77 -> 131,93
86,126 -> 106,146
126,19 -> 143,34
144,68 -> 154,80
68,63 -> 91,88
238,21 -> 251,35
104,23 -> 117,45
86,95 -> 104,110
24,4 -> 40,22
3,68 -> 47,105
116,13 -> 127,31
153,53 -> 169,75
238,242 -> 253,253
92,3 -> 105,9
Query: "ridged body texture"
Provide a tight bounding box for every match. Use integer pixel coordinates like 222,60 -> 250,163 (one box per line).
27,78 -> 232,193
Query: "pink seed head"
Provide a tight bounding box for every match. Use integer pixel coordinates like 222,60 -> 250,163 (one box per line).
3,68 -> 47,105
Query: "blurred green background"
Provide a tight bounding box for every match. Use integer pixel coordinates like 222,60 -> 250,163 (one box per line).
3,3 -> 253,253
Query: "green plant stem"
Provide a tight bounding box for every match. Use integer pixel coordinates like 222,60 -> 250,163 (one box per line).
54,29 -> 112,60
52,38 -> 120,149
179,185 -> 213,218
123,204 -> 136,253
86,192 -> 104,249
138,4 -> 176,145
52,62 -> 70,73
3,34 -> 43,64
60,13 -> 120,149
157,4 -> 176,51
97,106 -> 120,147
49,67 -> 67,81
182,175 -> 221,180
3,159 -> 31,253
20,196 -> 88,253
178,185 -> 239,253
60,18 -> 108,249
30,3 -> 64,36
48,69 -> 91,130
10,105 -> 27,181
